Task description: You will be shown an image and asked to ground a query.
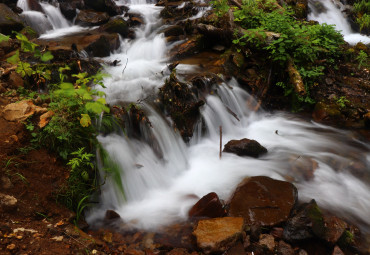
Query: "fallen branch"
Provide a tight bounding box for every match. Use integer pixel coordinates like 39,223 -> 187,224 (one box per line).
287,58 -> 306,95
219,126 -> 222,159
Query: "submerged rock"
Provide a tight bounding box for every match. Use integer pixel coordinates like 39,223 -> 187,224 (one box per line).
223,138 -> 267,158
228,176 -> 297,226
188,192 -> 226,219
193,217 -> 244,254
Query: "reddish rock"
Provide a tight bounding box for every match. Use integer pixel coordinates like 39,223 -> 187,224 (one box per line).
277,240 -> 294,255
85,0 -> 123,16
332,246 -> 344,255
2,100 -> 47,122
225,241 -> 246,255
228,176 -> 297,226
323,216 -> 348,244
75,10 -> 110,26
26,0 -> 43,12
188,192 -> 225,218
258,234 -> 275,251
193,217 -> 244,254
39,110 -> 54,128
223,138 -> 267,158
104,210 -> 121,220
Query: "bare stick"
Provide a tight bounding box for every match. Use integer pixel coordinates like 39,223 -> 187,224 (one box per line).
219,126 -> 222,159
122,58 -> 129,75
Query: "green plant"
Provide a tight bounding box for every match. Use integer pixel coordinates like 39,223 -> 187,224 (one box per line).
356,50 -> 369,68
357,13 -> 370,32
334,96 -> 350,109
211,0 -> 230,17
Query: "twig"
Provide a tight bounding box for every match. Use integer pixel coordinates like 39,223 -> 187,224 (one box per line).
122,58 -> 129,75
219,126 -> 222,159
226,106 -> 240,121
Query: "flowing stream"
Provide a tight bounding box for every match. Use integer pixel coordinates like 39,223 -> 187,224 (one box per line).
308,0 -> 370,44
17,0 -> 370,233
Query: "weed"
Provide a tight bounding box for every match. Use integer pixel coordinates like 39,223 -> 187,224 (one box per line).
356,50 -> 369,69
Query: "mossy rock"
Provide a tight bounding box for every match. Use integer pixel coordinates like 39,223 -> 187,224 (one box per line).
99,17 -> 129,38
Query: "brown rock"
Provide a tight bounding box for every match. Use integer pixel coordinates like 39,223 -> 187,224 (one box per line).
193,217 -> 244,254
75,10 -> 110,26
85,34 -> 120,57
188,192 -> 226,218
323,216 -> 348,244
228,176 -> 297,226
277,240 -> 294,255
39,110 -> 54,128
0,83 -> 6,93
1,176 -> 13,189
2,100 -> 47,122
332,246 -> 344,255
0,3 -> 25,35
6,243 -> 16,250
258,234 -> 275,251
26,0 -> 44,12
223,138 -> 267,158
0,193 -> 17,212
8,71 -> 24,88
105,210 -> 121,220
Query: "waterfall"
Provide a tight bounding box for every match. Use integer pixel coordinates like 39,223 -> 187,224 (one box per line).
308,0 -> 370,45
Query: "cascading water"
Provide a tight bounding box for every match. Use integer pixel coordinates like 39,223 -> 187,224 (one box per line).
308,0 -> 370,44
18,0 -> 369,233
84,0 -> 370,233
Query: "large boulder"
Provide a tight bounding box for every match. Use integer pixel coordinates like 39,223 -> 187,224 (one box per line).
25,0 -> 44,12
0,3 -> 25,35
75,10 -> 110,27
193,217 -> 244,254
188,192 -> 226,219
59,0 -> 85,20
223,138 -> 267,158
99,17 -> 129,38
84,0 -> 123,16
228,176 -> 297,226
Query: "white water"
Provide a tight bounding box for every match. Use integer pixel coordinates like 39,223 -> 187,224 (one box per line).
19,0 -> 370,232
84,0 -> 370,233
17,0 -> 87,37
308,0 -> 370,45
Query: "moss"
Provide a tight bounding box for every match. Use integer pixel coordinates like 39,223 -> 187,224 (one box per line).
20,26 -> 38,40
337,230 -> 354,248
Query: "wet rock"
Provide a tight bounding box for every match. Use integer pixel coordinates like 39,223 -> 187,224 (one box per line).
1,176 -> 13,189
0,193 -> 18,212
99,17 -> 129,38
322,216 -> 348,244
128,14 -> 144,27
0,3 -> 25,35
84,0 -> 123,16
85,34 -> 120,57
258,234 -> 275,251
25,0 -> 43,12
167,248 -> 196,255
225,241 -> 247,255
313,101 -> 341,122
75,10 -> 110,27
60,0 -> 85,20
2,100 -> 47,122
105,210 -> 121,220
223,138 -> 267,158
196,23 -> 233,47
228,176 -> 297,226
283,199 -> 325,242
277,240 -> 294,255
332,246 -> 344,255
193,217 -> 244,254
163,25 -> 184,37
0,83 -> 6,93
188,192 -> 226,218
270,227 -> 284,239
364,112 -> 370,128
170,35 -> 206,60
159,71 -> 205,141
289,155 -> 318,181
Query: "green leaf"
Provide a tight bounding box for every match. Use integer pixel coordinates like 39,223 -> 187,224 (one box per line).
0,33 -> 9,43
40,51 -> 54,62
7,50 -> 20,64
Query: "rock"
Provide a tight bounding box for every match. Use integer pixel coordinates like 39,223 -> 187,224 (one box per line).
289,155 -> 318,181
258,234 -> 275,251
167,248 -> 195,255
312,101 -> 341,122
75,10 -> 110,27
6,243 -> 16,250
270,227 -> 284,239
196,23 -> 233,47
223,138 -> 267,158
59,0 -> 84,20
277,240 -> 294,255
163,25 -> 184,37
332,246 -> 344,255
99,17 -> 129,38
0,3 -> 25,35
2,100 -> 47,122
1,176 -> 13,189
85,34 -> 120,57
170,35 -> 206,60
193,217 -> 244,254
51,236 -> 63,242
188,192 -> 226,218
0,193 -> 17,212
364,112 -> 370,128
8,71 -> 24,89
283,199 -> 325,242
105,210 -> 121,220
25,0 -> 44,12
225,241 -> 247,255
228,176 -> 297,226
129,14 -> 144,27
39,110 -> 54,128
322,216 -> 348,244
84,0 -> 123,16
0,83 -> 6,93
